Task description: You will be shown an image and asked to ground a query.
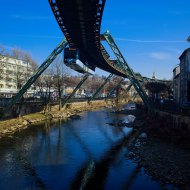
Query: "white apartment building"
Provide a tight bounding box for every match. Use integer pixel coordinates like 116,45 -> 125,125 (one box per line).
0,55 -> 34,97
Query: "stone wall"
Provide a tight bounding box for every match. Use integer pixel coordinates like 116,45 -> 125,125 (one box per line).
155,110 -> 190,131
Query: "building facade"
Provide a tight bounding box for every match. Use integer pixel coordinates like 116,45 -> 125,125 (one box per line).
173,65 -> 180,104
179,48 -> 190,105
0,55 -> 33,97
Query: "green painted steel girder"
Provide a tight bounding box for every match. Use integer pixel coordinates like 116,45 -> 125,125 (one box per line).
62,73 -> 89,107
125,83 -> 132,94
106,78 -> 124,100
88,73 -> 113,103
103,32 -> 150,108
5,39 -> 68,111
132,93 -> 138,101
117,83 -> 132,100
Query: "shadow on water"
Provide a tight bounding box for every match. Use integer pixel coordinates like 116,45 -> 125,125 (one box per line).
69,127 -> 139,190
0,109 -> 177,190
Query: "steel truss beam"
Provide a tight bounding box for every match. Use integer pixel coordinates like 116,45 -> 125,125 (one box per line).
88,73 -> 113,103
102,32 -> 150,108
105,78 -> 124,100
5,39 -> 68,111
132,93 -> 138,101
125,84 -> 132,94
62,73 -> 89,107
116,83 -> 132,101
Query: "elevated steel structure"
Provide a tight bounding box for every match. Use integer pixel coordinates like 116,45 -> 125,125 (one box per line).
2,0 -> 170,112
5,39 -> 68,111
48,0 -> 151,108
102,32 -> 150,107
106,78 -> 124,100
125,84 -> 133,94
49,0 -> 126,77
62,73 -> 89,107
88,73 -> 113,104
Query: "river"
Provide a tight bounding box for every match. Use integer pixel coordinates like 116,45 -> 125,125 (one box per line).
0,107 -> 177,190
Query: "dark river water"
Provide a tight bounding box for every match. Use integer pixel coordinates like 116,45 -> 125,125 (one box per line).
0,108 -> 175,190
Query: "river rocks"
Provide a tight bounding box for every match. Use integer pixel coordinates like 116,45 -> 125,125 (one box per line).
139,132 -> 148,138
126,136 -> 190,190
107,119 -> 129,127
69,114 -> 81,120
133,120 -> 144,128
22,120 -> 29,125
126,115 -> 136,123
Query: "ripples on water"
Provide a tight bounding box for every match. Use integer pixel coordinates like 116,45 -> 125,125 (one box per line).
0,108 -> 177,190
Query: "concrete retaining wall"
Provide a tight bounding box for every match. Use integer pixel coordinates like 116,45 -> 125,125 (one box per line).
155,110 -> 190,131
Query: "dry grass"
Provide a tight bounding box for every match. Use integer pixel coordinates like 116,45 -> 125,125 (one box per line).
0,118 -> 21,129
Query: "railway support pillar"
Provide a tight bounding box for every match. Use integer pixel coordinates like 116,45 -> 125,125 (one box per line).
88,73 -> 113,104
102,32 -> 151,109
62,74 -> 90,107
105,78 -> 124,100
5,39 -> 68,112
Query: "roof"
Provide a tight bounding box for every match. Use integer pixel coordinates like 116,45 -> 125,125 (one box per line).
179,48 -> 190,60
172,64 -> 180,72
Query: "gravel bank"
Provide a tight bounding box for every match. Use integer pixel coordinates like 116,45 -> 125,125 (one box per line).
118,105 -> 190,190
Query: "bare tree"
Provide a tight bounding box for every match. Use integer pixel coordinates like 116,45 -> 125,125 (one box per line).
11,48 -> 21,60
52,58 -> 70,110
0,46 -> 5,81
0,45 -> 10,80
33,76 -> 45,96
42,68 -> 55,112
11,48 -> 38,70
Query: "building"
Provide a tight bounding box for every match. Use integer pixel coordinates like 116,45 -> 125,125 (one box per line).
0,55 -> 34,97
179,48 -> 190,105
173,65 -> 180,104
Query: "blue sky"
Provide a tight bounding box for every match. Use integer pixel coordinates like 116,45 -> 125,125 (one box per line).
0,0 -> 190,79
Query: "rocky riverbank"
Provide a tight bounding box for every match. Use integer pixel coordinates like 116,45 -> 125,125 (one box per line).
0,100 -> 111,139
126,135 -> 190,190
125,109 -> 190,190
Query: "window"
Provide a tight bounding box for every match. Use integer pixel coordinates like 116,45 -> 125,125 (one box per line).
188,54 -> 190,72
187,81 -> 190,102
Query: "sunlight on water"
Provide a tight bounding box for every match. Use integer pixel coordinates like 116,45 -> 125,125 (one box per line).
0,109 -> 178,190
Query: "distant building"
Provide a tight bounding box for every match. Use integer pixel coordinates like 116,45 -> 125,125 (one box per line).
0,55 -> 34,97
178,48 -> 190,105
173,65 -> 180,104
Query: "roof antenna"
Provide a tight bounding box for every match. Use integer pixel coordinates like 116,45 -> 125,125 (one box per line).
152,72 -> 155,79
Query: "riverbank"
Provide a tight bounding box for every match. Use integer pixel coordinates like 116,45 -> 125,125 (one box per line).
0,100 -> 112,139
126,135 -> 190,190
125,108 -> 190,190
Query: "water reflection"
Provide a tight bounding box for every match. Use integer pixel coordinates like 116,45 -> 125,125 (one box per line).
0,109 -> 169,190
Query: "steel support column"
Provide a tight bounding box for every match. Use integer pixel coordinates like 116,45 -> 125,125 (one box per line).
5,39 -> 68,111
132,93 -> 138,101
88,73 -> 113,103
62,73 -> 89,107
115,83 -> 132,104
124,83 -> 132,95
102,32 -> 150,109
105,78 -> 124,100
